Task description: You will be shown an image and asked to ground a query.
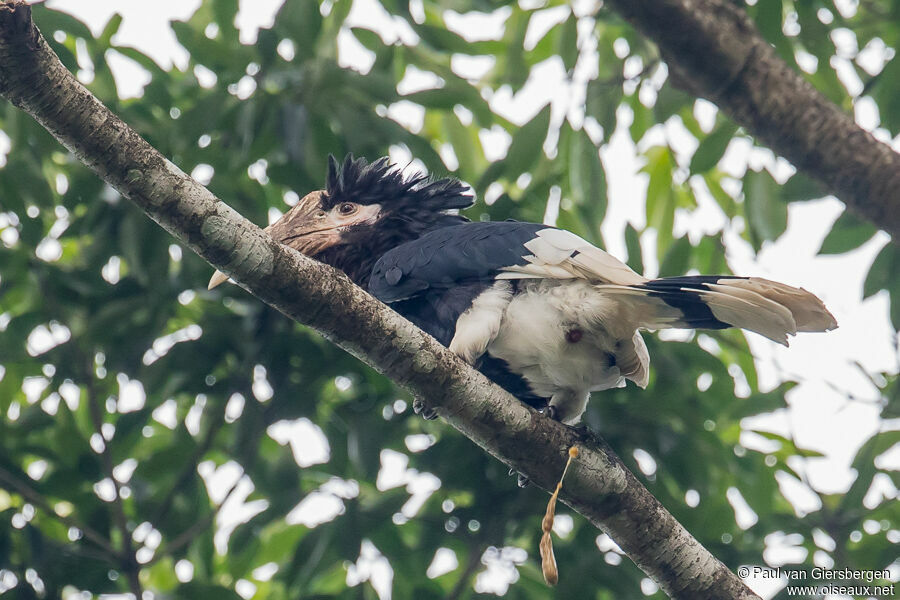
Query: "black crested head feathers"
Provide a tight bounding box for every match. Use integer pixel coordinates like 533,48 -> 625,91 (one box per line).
312,155 -> 472,287
324,154 -> 473,216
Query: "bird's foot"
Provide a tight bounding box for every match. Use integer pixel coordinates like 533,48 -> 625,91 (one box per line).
412,398 -> 438,420
543,405 -> 592,435
569,422 -> 591,435
508,467 -> 530,488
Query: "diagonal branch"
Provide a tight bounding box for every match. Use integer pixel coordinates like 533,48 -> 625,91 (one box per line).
0,464 -> 119,561
150,474 -> 241,564
151,409 -> 224,525
84,375 -> 143,597
0,2 -> 757,598
605,0 -> 900,240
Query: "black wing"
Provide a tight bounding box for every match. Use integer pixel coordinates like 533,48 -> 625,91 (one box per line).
370,221 -> 551,409
368,221 -> 546,303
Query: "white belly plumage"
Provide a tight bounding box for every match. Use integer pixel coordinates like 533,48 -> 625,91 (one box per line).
491,288 -> 622,383
448,280 -> 650,424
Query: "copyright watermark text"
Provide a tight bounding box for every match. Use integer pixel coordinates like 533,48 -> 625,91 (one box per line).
738,566 -> 896,597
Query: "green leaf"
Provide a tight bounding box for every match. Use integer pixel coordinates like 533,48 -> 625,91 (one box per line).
629,97 -> 654,143
442,113 -> 483,177
212,0 -> 240,43
98,13 -> 123,47
869,57 -> 900,135
753,0 -> 784,45
690,122 -> 738,174
703,172 -> 738,218
743,169 -> 787,249
644,146 -> 674,215
503,104 -> 551,178
275,0 -> 323,59
817,210 -> 876,254
585,80 -> 622,139
659,236 -> 693,277
883,377 -> 900,419
351,27 -> 385,53
795,3 -> 833,64
176,583 -> 243,600
500,9 -> 530,91
145,557 -> 179,592
558,13 -> 578,73
840,431 -> 900,512
863,243 -> 896,299
624,224 -> 644,274
568,129 -> 607,220
654,82 -> 693,123
414,23 -> 464,52
643,146 -> 677,259
781,172 -> 824,202
31,4 -> 95,40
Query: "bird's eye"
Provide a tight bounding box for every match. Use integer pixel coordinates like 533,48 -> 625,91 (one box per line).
338,203 -> 357,215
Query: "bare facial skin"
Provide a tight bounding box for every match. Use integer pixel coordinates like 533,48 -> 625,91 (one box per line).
207,191 -> 381,290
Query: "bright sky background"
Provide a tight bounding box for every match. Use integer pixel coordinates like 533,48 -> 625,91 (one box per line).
28,0 -> 900,599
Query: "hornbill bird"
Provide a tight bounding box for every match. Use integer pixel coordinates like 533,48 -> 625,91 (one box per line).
209,156 -> 837,425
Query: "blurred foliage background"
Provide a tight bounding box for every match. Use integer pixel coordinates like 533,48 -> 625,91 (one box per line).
0,0 -> 898,598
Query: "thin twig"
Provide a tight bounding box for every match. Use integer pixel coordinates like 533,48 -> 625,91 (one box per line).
446,543 -> 485,600
151,407 -> 225,524
0,464 -> 119,560
592,58 -> 662,89
86,374 -> 143,598
148,471 -> 242,563
149,413 -> 260,564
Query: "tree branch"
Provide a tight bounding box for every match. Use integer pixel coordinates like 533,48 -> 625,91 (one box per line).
151,409 -> 224,525
0,3 -> 758,598
150,475 -> 241,564
84,375 -> 143,598
446,544 -> 483,600
605,0 -> 900,240
0,464 -> 119,561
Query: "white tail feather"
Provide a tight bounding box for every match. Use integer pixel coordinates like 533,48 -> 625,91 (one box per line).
587,277 -> 836,346
619,331 -> 650,389
700,286 -> 798,345
713,278 -> 837,332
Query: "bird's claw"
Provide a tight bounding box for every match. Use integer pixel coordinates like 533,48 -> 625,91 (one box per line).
543,405 -> 560,422
508,467 -> 530,488
542,405 -> 592,434
569,422 -> 591,435
413,398 -> 438,420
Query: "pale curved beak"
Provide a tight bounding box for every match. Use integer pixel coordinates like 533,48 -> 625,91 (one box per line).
206,196 -> 381,291
208,270 -> 229,290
